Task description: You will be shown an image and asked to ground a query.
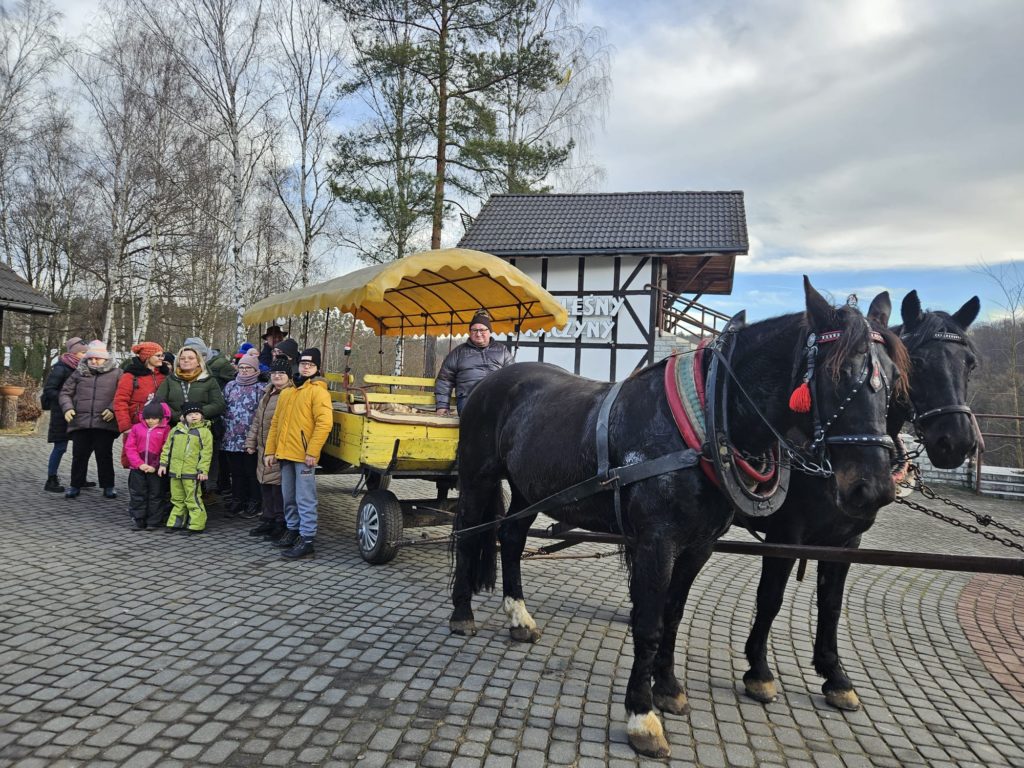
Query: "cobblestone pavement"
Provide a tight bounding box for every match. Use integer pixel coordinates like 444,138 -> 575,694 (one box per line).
1,434 -> 1022,767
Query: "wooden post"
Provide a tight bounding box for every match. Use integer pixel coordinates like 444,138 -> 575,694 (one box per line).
0,394 -> 17,429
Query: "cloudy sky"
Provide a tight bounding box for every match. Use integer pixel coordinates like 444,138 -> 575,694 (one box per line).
578,0 -> 1023,319
52,0 -> 1022,321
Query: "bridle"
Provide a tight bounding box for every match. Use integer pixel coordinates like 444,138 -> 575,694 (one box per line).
898,326 -> 984,451
805,321 -> 896,460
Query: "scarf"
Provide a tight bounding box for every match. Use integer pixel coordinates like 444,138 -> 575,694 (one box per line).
60,352 -> 81,370
176,366 -> 202,382
235,369 -> 260,386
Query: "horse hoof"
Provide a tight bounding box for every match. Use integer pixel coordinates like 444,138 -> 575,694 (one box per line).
653,691 -> 690,716
449,619 -> 477,636
627,712 -> 670,758
825,688 -> 861,711
744,678 -> 778,704
509,625 -> 541,643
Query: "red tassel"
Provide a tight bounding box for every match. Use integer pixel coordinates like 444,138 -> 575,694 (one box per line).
789,382 -> 811,413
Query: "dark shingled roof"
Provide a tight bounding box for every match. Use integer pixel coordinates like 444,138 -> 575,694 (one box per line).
0,261 -> 59,315
458,191 -> 748,256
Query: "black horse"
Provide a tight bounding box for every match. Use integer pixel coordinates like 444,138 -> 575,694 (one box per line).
740,291 -> 980,711
449,280 -> 909,758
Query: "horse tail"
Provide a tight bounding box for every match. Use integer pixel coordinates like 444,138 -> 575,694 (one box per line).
449,482 -> 502,595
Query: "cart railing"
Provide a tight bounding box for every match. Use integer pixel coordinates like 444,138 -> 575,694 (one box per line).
323,372 -> 450,410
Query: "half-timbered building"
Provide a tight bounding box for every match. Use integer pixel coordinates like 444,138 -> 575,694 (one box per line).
458,191 -> 748,381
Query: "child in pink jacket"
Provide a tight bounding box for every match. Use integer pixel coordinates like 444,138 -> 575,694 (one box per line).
125,401 -> 171,530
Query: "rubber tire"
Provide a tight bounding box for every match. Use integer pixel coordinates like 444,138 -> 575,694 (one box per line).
357,489 -> 403,564
366,471 -> 391,491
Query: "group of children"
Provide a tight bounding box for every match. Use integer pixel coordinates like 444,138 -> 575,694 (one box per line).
54,334 -> 334,561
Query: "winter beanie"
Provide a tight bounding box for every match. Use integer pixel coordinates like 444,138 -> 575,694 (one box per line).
274,338 -> 300,361
84,340 -> 111,361
65,336 -> 88,355
182,337 -> 211,360
132,341 -> 163,361
237,349 -> 260,370
298,348 -> 322,371
181,401 -> 204,418
270,358 -> 292,374
142,401 -> 165,420
469,311 -> 492,332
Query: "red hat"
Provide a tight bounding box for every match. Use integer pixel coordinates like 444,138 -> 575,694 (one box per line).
132,341 -> 164,361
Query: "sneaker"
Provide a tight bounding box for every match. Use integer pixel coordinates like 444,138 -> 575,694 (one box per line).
249,520 -> 275,537
64,487 -> 80,499
281,537 -> 315,560
275,529 -> 299,549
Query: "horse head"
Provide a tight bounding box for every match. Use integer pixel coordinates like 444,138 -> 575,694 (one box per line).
894,292 -> 980,468
798,278 -> 910,516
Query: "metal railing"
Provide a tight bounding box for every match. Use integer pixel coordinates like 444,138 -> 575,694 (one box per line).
972,413 -> 1024,493
647,284 -> 731,340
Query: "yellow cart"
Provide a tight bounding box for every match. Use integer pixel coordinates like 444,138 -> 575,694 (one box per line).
243,248 -> 567,563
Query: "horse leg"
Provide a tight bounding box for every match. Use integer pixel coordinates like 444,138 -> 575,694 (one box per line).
499,510 -> 542,643
625,536 -> 675,759
814,546 -> 860,711
742,556 -> 796,703
651,547 -> 712,717
449,479 -> 503,636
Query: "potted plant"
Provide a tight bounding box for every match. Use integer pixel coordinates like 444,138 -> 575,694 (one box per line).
0,370 -> 29,397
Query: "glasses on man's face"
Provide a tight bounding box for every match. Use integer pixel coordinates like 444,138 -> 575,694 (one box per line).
470,327 -> 489,335
298,361 -> 317,368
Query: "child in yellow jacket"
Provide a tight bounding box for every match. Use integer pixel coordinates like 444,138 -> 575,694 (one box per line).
264,348 -> 333,559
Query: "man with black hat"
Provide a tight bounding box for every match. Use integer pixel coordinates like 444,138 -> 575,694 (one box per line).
264,348 -> 333,559
435,311 -> 515,415
258,325 -> 288,369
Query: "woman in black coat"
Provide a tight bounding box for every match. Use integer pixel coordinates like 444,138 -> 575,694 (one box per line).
42,337 -> 89,492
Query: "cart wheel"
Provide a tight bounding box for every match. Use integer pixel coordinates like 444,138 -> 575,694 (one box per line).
365,471 -> 391,491
357,489 -> 403,564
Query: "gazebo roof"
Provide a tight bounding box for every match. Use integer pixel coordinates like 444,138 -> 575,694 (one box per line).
0,261 -> 59,315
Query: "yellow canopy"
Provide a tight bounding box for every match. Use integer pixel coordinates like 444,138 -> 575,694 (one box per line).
242,248 -> 568,336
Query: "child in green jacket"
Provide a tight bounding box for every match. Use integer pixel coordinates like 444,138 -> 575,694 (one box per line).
158,401 -> 213,533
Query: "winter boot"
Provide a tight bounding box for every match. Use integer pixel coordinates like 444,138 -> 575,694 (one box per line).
281,536 -> 315,560
249,519 -> 275,537
44,475 -> 64,493
275,529 -> 299,549
263,520 -> 287,542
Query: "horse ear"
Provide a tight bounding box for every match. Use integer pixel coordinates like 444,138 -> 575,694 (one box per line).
901,290 -> 923,330
952,296 -> 980,330
803,276 -> 833,330
866,291 -> 891,327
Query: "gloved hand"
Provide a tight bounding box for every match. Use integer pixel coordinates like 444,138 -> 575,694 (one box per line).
64,409 -> 76,423
101,409 -> 115,422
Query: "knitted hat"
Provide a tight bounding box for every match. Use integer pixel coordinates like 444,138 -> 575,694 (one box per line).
298,348 -> 322,371
84,340 -> 110,360
65,336 -> 88,355
182,337 -> 210,360
132,341 -> 163,361
234,341 -> 255,359
469,311 -> 492,332
181,401 -> 204,418
236,349 -> 260,370
142,401 -> 165,420
269,358 -> 292,374
274,338 -> 300,360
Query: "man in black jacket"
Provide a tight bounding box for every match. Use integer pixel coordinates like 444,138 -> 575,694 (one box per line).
435,312 -> 514,415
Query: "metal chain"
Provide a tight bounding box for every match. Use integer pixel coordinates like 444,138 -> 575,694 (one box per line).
895,473 -> 1024,553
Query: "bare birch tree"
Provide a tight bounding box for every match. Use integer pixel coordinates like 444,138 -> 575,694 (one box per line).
137,0 -> 274,345
0,0 -> 63,267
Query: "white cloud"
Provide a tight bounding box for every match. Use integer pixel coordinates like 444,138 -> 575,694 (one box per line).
589,0 -> 1024,271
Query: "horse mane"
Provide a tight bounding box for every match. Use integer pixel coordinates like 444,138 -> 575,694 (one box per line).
900,310 -> 979,359
796,304 -> 911,400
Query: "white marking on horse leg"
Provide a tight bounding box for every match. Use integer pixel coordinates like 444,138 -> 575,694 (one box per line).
627,711 -> 670,757
503,597 -> 537,631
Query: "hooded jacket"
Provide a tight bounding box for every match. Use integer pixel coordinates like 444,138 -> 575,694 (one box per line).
43,360 -> 77,442
222,377 -> 264,452
154,346 -> 226,424
113,357 -> 169,433
159,417 -> 214,478
58,358 -> 124,433
124,403 -> 172,469
245,379 -> 294,484
265,376 -> 333,463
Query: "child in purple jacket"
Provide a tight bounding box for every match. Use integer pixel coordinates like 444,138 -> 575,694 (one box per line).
125,401 -> 171,530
